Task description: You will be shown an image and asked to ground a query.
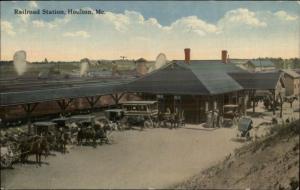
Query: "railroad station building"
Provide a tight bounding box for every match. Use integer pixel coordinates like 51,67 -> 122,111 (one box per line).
124,50 -> 285,123
0,49 -> 286,126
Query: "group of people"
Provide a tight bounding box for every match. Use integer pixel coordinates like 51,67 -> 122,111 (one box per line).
157,107 -> 185,129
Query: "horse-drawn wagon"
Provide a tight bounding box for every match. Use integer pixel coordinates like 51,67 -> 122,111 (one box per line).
104,109 -> 124,122
223,105 -> 239,120
33,121 -> 56,136
70,115 -> 95,127
222,104 -> 240,127
157,108 -> 185,129
52,118 -> 70,129
102,109 -> 125,130
120,101 -> 159,129
70,115 -> 110,146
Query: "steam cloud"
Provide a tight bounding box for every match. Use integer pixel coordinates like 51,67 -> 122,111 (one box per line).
154,53 -> 167,70
13,50 -> 27,75
80,58 -> 90,77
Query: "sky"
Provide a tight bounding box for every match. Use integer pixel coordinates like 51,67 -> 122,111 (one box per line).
1,1 -> 300,61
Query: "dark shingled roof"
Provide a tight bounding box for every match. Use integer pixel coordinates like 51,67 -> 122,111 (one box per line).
229,72 -> 283,90
126,60 -> 244,95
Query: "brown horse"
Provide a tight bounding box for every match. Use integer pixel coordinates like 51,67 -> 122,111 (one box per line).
20,136 -> 49,166
57,131 -> 71,154
94,123 -> 110,145
45,131 -> 58,151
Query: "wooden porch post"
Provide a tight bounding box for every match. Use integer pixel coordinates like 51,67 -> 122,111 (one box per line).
252,89 -> 256,113
278,93 -> 283,118
204,97 -> 209,123
21,103 -> 39,134
272,90 -> 276,115
196,96 -> 200,124
244,92 -> 248,116
216,95 -> 222,128
210,96 -> 215,128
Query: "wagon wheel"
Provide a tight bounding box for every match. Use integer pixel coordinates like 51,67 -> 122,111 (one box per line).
10,143 -> 21,161
143,120 -> 151,128
12,150 -> 21,162
153,119 -> 159,128
1,154 -> 12,168
119,117 -> 129,130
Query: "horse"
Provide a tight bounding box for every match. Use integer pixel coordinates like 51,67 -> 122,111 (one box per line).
19,135 -> 49,166
77,127 -> 96,147
57,129 -> 71,154
45,131 -> 57,151
94,123 -> 111,145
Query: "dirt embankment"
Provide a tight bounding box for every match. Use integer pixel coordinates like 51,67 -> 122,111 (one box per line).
174,121 -> 300,190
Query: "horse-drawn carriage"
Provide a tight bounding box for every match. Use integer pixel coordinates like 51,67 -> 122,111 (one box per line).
104,109 -> 124,123
70,115 -> 110,146
52,117 -> 78,142
34,121 -> 72,153
103,109 -> 124,130
70,115 -> 95,125
222,104 -> 240,127
120,101 -> 159,130
0,122 -> 55,168
33,121 -> 56,136
52,118 -> 70,129
223,105 -> 239,120
158,108 -> 185,128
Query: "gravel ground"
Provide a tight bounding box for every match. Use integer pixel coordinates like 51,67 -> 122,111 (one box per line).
1,125 -> 241,189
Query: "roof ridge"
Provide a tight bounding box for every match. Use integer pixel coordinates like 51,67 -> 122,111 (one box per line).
188,67 -> 212,94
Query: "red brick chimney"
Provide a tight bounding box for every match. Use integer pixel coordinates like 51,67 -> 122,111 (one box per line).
221,50 -> 228,64
184,48 -> 190,64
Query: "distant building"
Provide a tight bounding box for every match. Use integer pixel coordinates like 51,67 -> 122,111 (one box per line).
136,58 -> 147,63
135,58 -> 148,76
244,59 -> 276,72
229,59 -> 249,71
281,69 -> 300,96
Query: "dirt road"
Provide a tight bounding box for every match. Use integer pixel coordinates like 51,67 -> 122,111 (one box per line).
1,125 -> 242,189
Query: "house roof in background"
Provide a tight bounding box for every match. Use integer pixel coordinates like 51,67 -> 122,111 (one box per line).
136,58 -> 148,62
281,69 -> 300,79
247,59 -> 275,68
229,72 -> 283,90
